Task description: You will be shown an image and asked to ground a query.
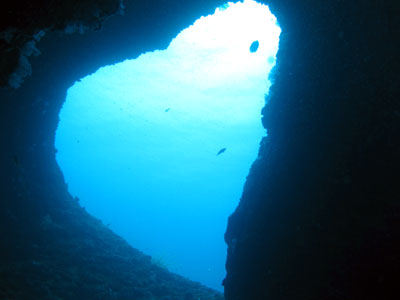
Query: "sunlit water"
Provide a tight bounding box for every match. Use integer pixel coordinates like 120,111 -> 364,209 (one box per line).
55,0 -> 280,291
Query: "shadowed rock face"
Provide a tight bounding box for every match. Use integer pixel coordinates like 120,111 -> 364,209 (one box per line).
0,0 -> 399,300
224,1 -> 400,299
0,1 -> 227,299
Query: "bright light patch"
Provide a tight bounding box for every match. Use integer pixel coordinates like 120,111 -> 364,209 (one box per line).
55,0 -> 280,291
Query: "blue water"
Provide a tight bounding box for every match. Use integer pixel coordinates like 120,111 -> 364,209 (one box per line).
55,0 -> 280,291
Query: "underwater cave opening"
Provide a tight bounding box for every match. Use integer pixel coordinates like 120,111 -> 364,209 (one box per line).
55,0 -> 280,291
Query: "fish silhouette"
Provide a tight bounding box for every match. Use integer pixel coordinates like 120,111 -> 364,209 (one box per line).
250,40 -> 259,53
216,148 -> 227,156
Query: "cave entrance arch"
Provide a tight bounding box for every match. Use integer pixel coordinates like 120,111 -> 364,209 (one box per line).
55,0 -> 280,291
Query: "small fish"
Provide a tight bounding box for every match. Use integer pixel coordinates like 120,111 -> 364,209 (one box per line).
217,148 -> 226,156
13,155 -> 19,166
165,108 -> 171,112
250,40 -> 259,53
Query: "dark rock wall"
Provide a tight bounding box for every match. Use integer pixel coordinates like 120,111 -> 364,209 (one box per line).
0,0 -> 399,299
0,0 -> 226,299
224,0 -> 400,299
0,0 -> 124,88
